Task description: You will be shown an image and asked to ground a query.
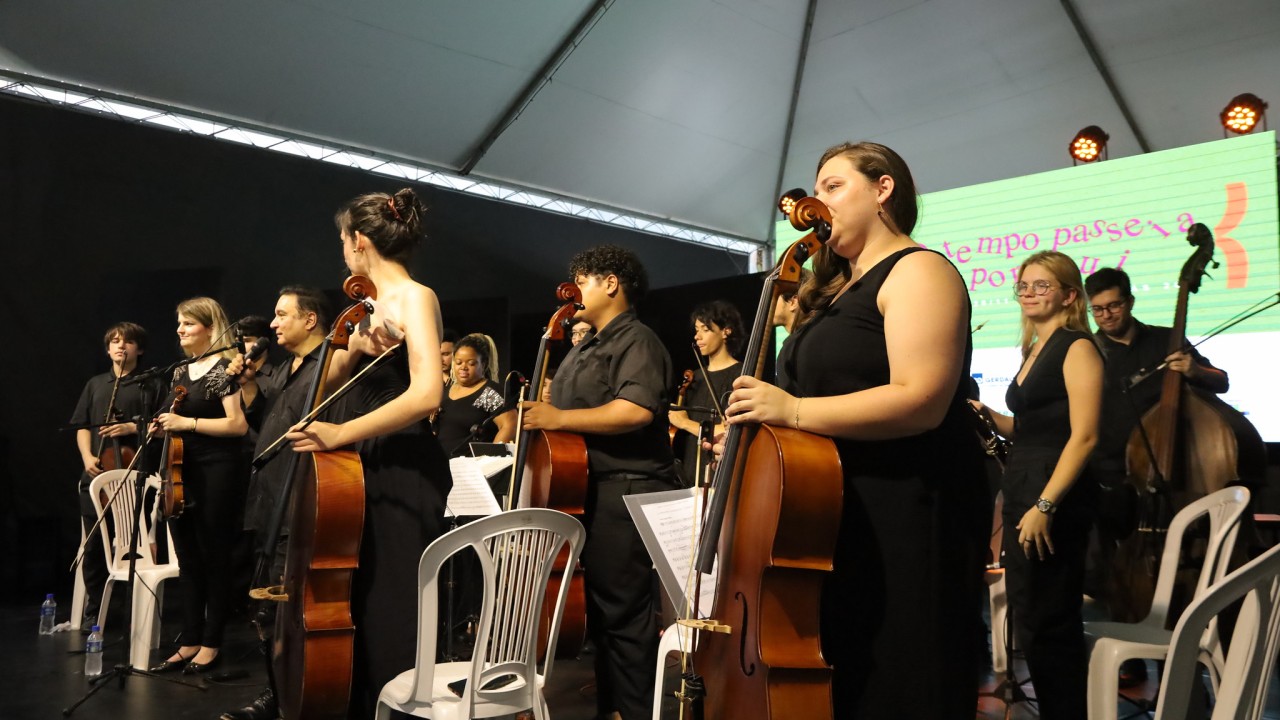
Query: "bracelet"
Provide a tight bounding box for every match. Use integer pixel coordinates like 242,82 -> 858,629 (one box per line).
793,397 -> 803,430
192,418 -> 198,433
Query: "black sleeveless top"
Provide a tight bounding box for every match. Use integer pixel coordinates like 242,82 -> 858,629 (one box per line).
1006,328 -> 1096,451
779,247 -> 977,471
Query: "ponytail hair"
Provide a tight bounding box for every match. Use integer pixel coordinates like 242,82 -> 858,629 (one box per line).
454,333 -> 500,384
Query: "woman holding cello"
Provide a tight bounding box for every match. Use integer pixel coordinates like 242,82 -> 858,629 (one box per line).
285,187 -> 451,720
723,142 -> 990,717
151,297 -> 249,674
974,250 -> 1103,720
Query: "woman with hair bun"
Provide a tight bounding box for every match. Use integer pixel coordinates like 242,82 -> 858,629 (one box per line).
150,296 -> 248,675
284,187 -> 451,720
434,332 -> 516,456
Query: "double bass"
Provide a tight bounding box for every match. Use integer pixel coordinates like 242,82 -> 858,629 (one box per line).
259,275 -> 375,719
682,192 -> 843,719
507,282 -> 589,659
1110,223 -> 1267,623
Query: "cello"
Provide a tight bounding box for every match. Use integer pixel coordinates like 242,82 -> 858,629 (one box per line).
257,275 -> 374,720
507,282 -> 589,659
1110,223 -> 1267,623
682,192 -> 843,719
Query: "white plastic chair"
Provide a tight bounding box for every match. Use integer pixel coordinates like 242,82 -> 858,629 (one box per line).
88,469 -> 180,670
1085,485 -> 1250,720
71,522 -> 87,630
1155,540 -> 1280,719
375,508 -> 586,720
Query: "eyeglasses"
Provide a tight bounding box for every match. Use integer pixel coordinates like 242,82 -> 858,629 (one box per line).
1089,300 -> 1128,316
1013,280 -> 1059,296
570,329 -> 590,340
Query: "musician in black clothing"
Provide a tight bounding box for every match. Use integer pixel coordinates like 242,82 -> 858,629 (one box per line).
1084,267 -> 1233,685
669,300 -> 744,487
521,245 -> 679,720
219,286 -> 329,720
70,322 -> 162,625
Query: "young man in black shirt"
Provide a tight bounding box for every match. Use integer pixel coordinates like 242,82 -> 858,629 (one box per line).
522,245 -> 678,720
69,322 -> 163,626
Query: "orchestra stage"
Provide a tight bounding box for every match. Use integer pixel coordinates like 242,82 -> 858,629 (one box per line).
2,596 -> 1275,719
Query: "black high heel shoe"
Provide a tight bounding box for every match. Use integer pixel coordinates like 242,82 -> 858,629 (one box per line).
149,651 -> 195,673
183,652 -> 222,675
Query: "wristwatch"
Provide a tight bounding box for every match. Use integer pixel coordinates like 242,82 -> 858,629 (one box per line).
1036,497 -> 1057,515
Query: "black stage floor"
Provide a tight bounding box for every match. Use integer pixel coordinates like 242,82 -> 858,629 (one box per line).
4,594 -> 1277,719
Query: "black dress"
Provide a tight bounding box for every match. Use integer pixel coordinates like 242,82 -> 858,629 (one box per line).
674,362 -> 740,486
345,350 -> 452,720
778,247 -> 989,718
433,379 -> 505,457
1001,327 -> 1099,720
167,359 -> 245,649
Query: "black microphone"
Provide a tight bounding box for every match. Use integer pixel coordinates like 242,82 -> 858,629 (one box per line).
243,336 -> 271,365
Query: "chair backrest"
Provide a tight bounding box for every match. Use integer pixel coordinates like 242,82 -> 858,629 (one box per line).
1155,541 -> 1280,720
1144,486 -> 1250,627
402,508 -> 586,717
88,470 -> 168,573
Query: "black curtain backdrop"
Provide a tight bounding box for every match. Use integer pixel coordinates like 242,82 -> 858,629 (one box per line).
0,94 -> 763,600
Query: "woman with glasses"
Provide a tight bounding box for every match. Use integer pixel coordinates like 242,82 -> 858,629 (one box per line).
974,250 -> 1103,720
433,332 -> 516,456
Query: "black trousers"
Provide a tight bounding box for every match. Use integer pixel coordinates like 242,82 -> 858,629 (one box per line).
582,474 -> 671,720
170,455 -> 245,648
1001,449 -> 1094,720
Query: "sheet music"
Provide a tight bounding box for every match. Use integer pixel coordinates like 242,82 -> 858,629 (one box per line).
446,456 -> 504,518
624,489 -> 716,617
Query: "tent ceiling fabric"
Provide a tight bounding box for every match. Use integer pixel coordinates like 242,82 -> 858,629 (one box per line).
2,0 -> 1277,241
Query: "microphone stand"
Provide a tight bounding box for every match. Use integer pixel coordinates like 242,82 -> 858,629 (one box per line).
63,377 -> 204,717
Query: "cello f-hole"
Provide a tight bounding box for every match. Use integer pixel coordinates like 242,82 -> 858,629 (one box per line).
735,592 -> 755,676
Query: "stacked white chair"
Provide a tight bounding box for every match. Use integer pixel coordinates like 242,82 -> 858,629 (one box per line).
1085,485 -> 1250,719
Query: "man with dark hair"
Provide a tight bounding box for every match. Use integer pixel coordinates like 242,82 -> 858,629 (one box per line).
522,244 -> 677,720
69,322 -> 163,627
220,286 -> 331,720
440,327 -> 459,385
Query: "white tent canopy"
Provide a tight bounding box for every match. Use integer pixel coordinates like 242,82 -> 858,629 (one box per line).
2,0 -> 1276,243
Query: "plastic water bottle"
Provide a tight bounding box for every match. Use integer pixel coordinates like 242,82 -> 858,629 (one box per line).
38,594 -> 56,635
85,626 -> 104,677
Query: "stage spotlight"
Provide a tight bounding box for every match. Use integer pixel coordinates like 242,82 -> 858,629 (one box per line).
1069,126 -> 1109,164
778,188 -> 807,216
1221,93 -> 1268,135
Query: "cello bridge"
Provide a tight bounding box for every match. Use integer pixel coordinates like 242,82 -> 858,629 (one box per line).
676,618 -> 731,634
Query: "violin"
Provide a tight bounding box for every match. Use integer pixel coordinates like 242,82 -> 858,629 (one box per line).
669,369 -> 695,445
683,192 -> 843,719
96,374 -> 136,472
263,274 -> 374,720
160,386 -> 188,519
507,282 -> 589,659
